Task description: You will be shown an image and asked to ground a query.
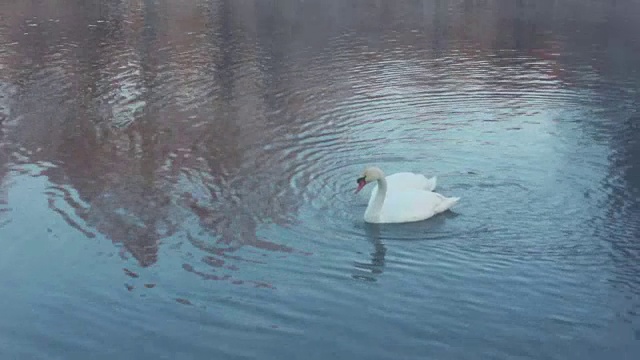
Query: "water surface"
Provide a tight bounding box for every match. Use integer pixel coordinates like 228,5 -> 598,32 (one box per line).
1,0 -> 640,359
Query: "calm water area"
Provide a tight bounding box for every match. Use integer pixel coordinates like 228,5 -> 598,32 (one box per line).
1,0 -> 640,359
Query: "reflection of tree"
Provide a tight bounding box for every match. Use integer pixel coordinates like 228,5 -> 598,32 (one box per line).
2,0 -> 638,291
167,0 -> 298,282
0,0 -> 309,285
2,0 -> 564,279
0,0 -> 17,223
0,82 -> 10,225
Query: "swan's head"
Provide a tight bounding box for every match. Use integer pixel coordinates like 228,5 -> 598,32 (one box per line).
355,166 -> 385,193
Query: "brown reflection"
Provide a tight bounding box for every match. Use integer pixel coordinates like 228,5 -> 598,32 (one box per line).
0,59 -> 16,227
0,0 -> 314,285
0,0 -> 539,270
1,0 -> 637,288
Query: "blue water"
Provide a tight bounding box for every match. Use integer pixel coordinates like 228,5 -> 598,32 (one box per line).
1,0 -> 639,359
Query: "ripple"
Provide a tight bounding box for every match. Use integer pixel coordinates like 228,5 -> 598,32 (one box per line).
2,0 -> 640,358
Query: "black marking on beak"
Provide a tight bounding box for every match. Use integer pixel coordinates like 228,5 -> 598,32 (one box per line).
356,176 -> 366,184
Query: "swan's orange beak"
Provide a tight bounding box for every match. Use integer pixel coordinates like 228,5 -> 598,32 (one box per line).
355,177 -> 366,193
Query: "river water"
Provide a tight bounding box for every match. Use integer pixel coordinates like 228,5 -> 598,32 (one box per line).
1,0 -> 639,359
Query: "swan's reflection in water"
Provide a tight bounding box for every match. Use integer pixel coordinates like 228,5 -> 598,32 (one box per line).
352,224 -> 387,282
351,211 -> 462,282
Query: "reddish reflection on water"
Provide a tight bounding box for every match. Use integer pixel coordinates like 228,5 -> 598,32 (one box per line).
0,0 -> 319,287
0,0 -> 639,293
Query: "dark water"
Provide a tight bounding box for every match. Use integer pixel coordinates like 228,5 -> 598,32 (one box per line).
1,0 -> 639,359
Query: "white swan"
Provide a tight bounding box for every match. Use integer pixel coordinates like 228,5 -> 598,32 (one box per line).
355,166 -> 460,224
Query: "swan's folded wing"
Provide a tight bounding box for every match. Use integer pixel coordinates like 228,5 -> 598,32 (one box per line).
385,172 -> 435,191
377,190 -> 445,223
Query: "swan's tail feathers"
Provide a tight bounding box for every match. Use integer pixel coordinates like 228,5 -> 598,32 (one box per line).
425,176 -> 437,192
434,196 -> 460,213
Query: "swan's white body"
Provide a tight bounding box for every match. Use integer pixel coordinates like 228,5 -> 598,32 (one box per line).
369,171 -> 437,200
356,167 -> 459,224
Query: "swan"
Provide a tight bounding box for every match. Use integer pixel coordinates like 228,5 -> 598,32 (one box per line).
355,166 -> 460,224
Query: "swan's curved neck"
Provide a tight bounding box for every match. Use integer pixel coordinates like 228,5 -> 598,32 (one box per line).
365,177 -> 387,222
